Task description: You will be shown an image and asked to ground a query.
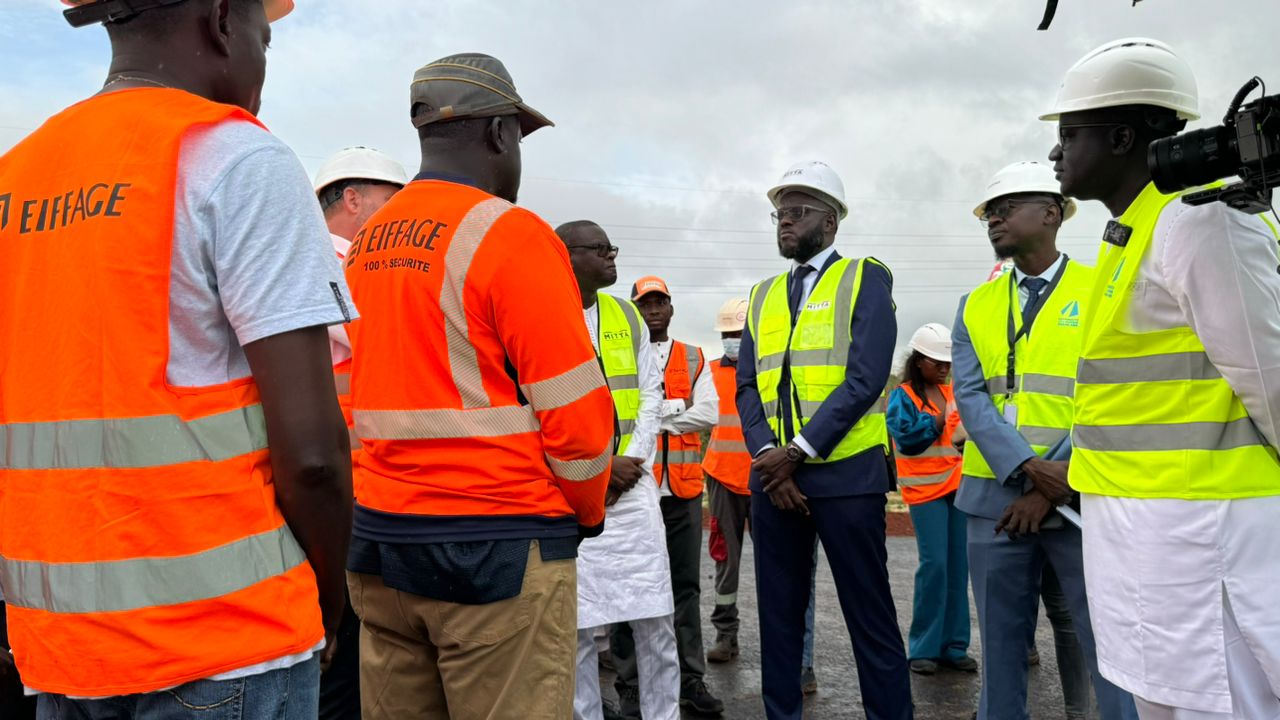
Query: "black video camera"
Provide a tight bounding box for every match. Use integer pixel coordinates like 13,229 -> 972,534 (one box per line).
1148,78 -> 1280,214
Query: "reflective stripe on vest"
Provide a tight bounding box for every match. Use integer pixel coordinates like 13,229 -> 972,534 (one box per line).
598,294 -> 643,455
1069,182 -> 1280,499
960,259 -> 1093,480
701,359 -> 751,494
0,88 -> 322,696
892,383 -> 962,501
746,257 -> 889,463
657,340 -> 706,498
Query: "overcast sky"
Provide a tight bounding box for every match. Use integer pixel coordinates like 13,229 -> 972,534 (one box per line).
2,0 -> 1275,358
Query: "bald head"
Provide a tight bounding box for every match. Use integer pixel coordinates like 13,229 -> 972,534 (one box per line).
554,219 -> 604,245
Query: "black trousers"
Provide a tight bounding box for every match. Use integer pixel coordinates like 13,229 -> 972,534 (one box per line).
612,493 -> 707,695
752,492 -> 911,720
318,595 -> 361,720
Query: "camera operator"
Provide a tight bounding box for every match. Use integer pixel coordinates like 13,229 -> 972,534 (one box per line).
1044,38 -> 1280,719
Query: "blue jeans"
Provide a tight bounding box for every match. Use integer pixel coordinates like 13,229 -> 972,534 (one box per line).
37,656 -> 320,720
906,493 -> 970,661
801,540 -> 818,668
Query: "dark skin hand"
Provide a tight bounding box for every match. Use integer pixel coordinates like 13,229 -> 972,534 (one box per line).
1020,457 -> 1072,505
243,326 -> 353,671
753,447 -> 809,514
995,490 -> 1055,540
606,456 -> 645,506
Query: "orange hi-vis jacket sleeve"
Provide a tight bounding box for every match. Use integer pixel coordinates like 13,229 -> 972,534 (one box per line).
345,180 -> 612,529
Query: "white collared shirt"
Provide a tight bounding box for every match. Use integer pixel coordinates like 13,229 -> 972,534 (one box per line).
1011,252 -> 1065,310
791,244 -> 838,304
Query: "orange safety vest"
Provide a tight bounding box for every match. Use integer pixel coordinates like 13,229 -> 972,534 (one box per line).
344,180 -> 613,527
701,358 -> 751,495
893,383 -> 962,505
0,88 -> 323,696
656,340 -> 707,498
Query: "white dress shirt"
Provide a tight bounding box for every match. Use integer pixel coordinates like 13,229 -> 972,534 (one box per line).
1011,252 -> 1066,311
1084,199 -> 1280,712
652,338 -> 719,495
328,233 -> 353,365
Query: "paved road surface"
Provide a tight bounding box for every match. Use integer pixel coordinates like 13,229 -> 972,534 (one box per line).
600,531 -> 1096,719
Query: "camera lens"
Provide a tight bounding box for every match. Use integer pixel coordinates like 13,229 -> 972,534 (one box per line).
1148,126 -> 1239,193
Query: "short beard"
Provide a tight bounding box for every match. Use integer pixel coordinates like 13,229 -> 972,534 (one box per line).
780,225 -> 825,261
993,242 -> 1017,260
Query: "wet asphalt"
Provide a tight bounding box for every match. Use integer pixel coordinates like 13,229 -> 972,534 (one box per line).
599,532 -> 1090,719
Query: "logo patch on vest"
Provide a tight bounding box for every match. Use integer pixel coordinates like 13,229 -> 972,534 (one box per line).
804,300 -> 831,311
1104,259 -> 1127,298
1058,300 -> 1080,327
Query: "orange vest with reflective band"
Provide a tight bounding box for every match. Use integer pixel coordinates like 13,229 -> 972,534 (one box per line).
344,180 -> 612,528
701,358 -> 751,495
0,88 -> 323,696
894,383 -> 962,506
656,340 -> 706,498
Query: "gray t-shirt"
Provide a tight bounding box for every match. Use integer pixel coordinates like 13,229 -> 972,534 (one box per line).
168,120 -> 354,386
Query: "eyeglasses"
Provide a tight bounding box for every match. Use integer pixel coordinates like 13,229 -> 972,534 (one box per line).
770,205 -> 832,225
921,356 -> 951,369
1056,122 -> 1124,149
566,243 -> 619,259
978,198 -> 1057,224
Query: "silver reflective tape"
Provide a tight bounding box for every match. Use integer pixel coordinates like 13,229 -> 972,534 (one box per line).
757,351 -> 786,375
829,259 -> 859,356
1077,352 -> 1221,385
1021,425 -> 1069,447
607,374 -> 639,392
349,431 -> 362,451
799,400 -> 885,419
618,419 -> 637,437
1,406 -> 268,470
717,415 -> 741,428
439,197 -> 511,409
715,593 -> 737,605
747,276 -> 778,338
1020,374 -> 1075,398
355,404 -> 538,440
986,376 -> 1009,397
546,449 -> 612,482
0,525 -> 307,614
684,344 -> 703,382
898,468 -> 956,487
663,450 -> 702,465
709,439 -> 748,454
521,359 -> 605,412
1073,417 -> 1265,453
333,372 -> 351,396
916,445 -> 961,458
616,299 -> 644,356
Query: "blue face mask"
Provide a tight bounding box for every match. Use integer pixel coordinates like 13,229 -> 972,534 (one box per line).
722,337 -> 741,360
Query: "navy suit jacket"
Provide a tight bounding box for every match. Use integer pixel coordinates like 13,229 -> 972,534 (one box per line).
736,251 -> 897,498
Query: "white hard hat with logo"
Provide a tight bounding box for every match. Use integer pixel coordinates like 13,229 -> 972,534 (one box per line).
767,161 -> 849,221
715,298 -> 748,333
1040,37 -> 1199,122
908,323 -> 952,363
314,146 -> 409,195
974,162 -> 1077,221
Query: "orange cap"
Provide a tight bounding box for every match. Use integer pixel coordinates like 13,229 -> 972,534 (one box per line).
631,276 -> 671,301
62,0 -> 293,25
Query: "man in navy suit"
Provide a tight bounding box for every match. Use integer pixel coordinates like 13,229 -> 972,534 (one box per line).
737,161 -> 911,720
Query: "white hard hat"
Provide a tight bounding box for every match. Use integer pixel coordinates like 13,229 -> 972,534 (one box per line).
715,298 -> 748,333
1040,37 -> 1199,122
314,146 -> 408,195
908,323 -> 952,363
974,162 -> 1077,221
767,161 -> 849,221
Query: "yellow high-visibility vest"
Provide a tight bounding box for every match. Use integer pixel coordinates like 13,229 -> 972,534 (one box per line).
746,257 -> 889,463
961,259 -> 1093,479
1069,183 -> 1280,499
597,293 -> 642,455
